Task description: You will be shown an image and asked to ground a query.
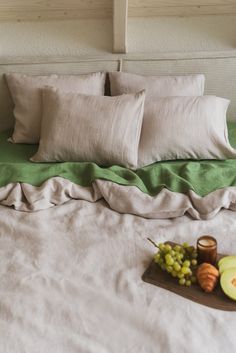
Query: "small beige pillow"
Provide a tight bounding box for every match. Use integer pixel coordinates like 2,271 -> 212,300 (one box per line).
137,96 -> 236,166
31,88 -> 145,169
6,72 -> 106,144
109,71 -> 205,97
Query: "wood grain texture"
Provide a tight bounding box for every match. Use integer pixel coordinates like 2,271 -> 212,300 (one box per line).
113,0 -> 128,53
129,5 -> 236,17
0,0 -> 112,21
129,0 -> 236,16
142,242 -> 236,311
130,0 -> 236,6
0,0 -> 235,21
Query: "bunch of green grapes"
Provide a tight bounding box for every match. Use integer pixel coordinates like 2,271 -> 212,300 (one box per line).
148,239 -> 198,286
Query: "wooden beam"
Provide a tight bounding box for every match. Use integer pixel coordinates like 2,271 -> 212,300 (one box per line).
113,0 -> 128,53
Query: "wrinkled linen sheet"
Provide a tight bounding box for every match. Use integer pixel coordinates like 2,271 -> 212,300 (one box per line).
0,198 -> 236,353
1,177 -> 236,220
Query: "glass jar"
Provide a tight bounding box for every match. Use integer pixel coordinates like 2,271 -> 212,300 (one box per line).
197,235 -> 217,265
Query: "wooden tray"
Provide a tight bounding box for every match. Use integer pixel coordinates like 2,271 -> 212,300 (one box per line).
142,242 -> 236,311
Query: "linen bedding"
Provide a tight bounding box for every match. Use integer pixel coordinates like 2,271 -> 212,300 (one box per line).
1,190 -> 236,353
1,120 -> 236,352
1,123 -> 236,218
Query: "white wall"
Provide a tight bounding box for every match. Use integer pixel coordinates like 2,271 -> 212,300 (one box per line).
0,15 -> 235,57
128,15 -> 236,53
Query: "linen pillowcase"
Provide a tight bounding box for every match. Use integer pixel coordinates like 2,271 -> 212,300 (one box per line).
109,71 -> 205,97
109,72 -> 205,165
137,95 -> 236,166
31,88 -> 146,169
5,72 -> 106,144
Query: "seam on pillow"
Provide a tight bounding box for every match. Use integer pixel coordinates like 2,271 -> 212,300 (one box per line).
223,99 -> 231,144
200,74 -> 205,95
132,91 -> 146,169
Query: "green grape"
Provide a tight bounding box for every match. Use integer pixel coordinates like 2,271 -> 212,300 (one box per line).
175,254 -> 181,261
179,278 -> 186,285
177,272 -> 184,279
151,240 -> 199,287
183,260 -> 190,268
165,254 -> 171,261
166,258 -> 174,266
181,266 -> 190,275
164,244 -> 172,252
165,254 -> 174,266
187,246 -> 195,253
182,242 -> 189,248
173,262 -> 181,272
154,253 -> 160,262
174,245 -> 181,252
176,253 -> 184,261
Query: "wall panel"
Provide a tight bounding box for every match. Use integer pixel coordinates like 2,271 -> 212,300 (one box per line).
0,0 -> 112,21
129,0 -> 236,16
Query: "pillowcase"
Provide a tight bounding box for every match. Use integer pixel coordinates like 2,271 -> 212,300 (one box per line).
109,71 -> 205,97
109,72 -> 206,166
31,88 -> 145,169
137,95 -> 236,166
5,72 -> 106,144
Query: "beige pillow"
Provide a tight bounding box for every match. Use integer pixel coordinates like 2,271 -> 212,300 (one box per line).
6,72 -> 106,144
109,71 -> 205,97
31,88 -> 145,169
137,96 -> 236,166
109,72 -> 206,166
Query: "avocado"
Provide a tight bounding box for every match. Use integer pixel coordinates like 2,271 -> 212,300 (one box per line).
218,256 -> 236,274
220,267 -> 236,301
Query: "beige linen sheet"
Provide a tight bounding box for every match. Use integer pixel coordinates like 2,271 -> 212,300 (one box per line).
1,177 -> 236,219
0,196 -> 236,352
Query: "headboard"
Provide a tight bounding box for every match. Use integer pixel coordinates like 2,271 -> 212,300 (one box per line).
1,50 -> 236,132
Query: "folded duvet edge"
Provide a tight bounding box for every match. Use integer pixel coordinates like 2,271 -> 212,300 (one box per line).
1,177 -> 236,220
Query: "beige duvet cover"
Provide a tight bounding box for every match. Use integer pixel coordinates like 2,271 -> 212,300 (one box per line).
0,194 -> 236,353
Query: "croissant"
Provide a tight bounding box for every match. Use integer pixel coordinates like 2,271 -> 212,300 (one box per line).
196,263 -> 219,293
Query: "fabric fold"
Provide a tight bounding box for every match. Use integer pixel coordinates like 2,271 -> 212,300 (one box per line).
1,176 -> 236,220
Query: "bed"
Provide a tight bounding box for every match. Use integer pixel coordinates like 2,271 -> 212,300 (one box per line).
1,52 -> 236,353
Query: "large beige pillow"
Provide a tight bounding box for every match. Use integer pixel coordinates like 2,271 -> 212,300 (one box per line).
109,72 -> 206,166
31,88 -> 145,169
137,96 -> 236,166
6,72 -> 106,144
